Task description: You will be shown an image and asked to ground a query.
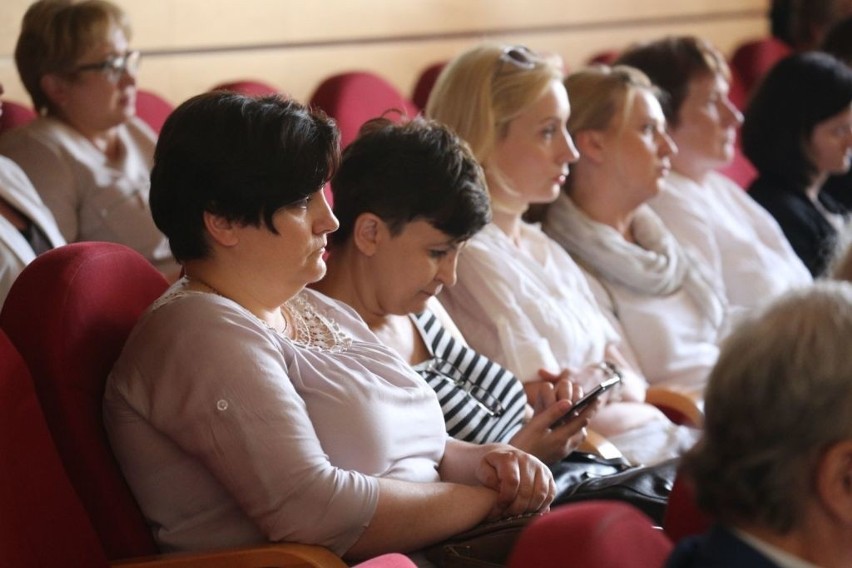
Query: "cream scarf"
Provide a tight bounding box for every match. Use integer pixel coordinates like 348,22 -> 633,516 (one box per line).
543,193 -> 725,328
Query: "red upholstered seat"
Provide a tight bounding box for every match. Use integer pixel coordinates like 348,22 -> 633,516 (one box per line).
0,328 -> 110,567
0,242 -> 168,559
729,37 -> 792,98
210,79 -> 282,97
0,99 -> 37,135
135,88 -> 174,134
411,61 -> 445,111
507,501 -> 673,567
308,71 -> 418,148
0,242 -> 416,567
663,471 -> 714,544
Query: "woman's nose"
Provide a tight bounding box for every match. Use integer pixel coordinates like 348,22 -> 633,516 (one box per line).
315,186 -> 340,234
561,130 -> 580,164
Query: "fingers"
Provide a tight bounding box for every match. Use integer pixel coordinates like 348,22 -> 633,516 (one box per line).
481,449 -> 556,519
500,454 -> 556,517
537,368 -> 571,383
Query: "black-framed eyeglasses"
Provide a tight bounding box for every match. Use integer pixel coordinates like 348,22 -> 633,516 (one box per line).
421,357 -> 505,417
72,50 -> 141,84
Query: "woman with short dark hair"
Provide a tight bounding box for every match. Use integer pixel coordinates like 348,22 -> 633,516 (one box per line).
104,91 -> 555,563
742,51 -> 852,276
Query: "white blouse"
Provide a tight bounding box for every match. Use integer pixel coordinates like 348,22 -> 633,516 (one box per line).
439,222 -> 621,383
0,156 -> 65,305
651,171 -> 812,311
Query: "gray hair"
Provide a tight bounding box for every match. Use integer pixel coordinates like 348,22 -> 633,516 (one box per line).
683,281 -> 852,532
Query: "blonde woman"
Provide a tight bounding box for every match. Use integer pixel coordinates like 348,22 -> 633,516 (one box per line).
427,44 -> 696,466
542,65 -> 725,400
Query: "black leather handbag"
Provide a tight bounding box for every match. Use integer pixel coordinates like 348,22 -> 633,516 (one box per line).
551,453 -> 679,525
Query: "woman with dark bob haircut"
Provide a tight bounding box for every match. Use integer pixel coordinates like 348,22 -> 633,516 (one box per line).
742,51 -> 852,276
103,91 -> 555,563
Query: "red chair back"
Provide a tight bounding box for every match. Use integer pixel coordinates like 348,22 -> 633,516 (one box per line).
135,88 -> 174,134
507,501 -> 673,567
0,100 -> 37,135
309,71 -> 418,148
0,242 -> 169,560
663,472 -> 713,543
211,79 -> 282,97
729,37 -> 792,98
411,61 -> 445,111
0,329 -> 110,567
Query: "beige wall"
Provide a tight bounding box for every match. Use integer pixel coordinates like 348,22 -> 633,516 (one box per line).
1,0 -> 768,109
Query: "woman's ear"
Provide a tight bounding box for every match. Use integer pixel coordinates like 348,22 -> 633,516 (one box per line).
815,440 -> 852,525
352,213 -> 386,257
202,211 -> 240,247
574,130 -> 606,164
40,74 -> 68,111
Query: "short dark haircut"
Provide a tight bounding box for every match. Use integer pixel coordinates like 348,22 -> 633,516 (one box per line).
742,51 -> 852,191
615,36 -> 730,128
150,91 -> 340,262
329,116 -> 490,247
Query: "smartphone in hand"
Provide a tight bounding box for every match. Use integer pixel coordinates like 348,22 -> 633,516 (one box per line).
550,373 -> 622,428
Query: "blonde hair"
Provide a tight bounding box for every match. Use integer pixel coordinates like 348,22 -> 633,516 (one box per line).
426,43 -> 563,168
562,64 -> 659,192
15,0 -> 131,113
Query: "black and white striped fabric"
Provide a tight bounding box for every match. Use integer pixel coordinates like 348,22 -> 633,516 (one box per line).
412,310 -> 527,444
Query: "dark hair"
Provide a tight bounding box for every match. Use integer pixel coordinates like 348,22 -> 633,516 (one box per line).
149,91 -> 340,262
741,51 -> 852,191
329,116 -> 490,247
615,36 -> 730,128
822,14 -> 852,65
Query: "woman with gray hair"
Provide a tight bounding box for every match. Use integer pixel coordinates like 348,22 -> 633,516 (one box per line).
667,281 -> 852,567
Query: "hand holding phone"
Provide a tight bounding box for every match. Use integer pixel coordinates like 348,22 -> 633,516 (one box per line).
550,365 -> 622,428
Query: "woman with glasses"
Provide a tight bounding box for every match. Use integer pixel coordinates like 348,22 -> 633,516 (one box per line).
541,65 -> 725,401
105,91 -> 555,564
426,43 -> 696,466
0,0 -> 177,278
313,116 -> 595,466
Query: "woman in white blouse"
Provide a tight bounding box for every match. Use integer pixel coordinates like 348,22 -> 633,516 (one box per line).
542,65 -> 724,400
427,43 -> 696,466
615,36 -> 811,310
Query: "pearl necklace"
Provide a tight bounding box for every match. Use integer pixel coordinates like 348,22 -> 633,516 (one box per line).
185,275 -> 289,335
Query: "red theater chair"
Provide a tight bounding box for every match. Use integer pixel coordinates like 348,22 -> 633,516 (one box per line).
507,501 -> 673,567
309,71 -> 418,148
0,242 -> 414,567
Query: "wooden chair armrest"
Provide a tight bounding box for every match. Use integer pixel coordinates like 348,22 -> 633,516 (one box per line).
112,543 -> 347,568
578,428 -> 625,460
645,387 -> 704,428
